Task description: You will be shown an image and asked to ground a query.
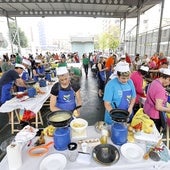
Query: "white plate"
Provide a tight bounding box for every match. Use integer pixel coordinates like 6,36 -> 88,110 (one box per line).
120,143 -> 144,162
39,153 -> 67,170
15,125 -> 38,143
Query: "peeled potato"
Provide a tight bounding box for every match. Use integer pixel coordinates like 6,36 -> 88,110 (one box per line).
73,110 -> 79,117
128,125 -> 134,132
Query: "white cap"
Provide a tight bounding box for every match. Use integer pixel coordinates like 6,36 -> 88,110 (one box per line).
120,55 -> 126,59
35,59 -> 41,63
116,63 -> 130,72
57,67 -> 68,76
22,58 -> 31,66
160,68 -> 170,76
15,63 -> 25,70
140,66 -> 149,72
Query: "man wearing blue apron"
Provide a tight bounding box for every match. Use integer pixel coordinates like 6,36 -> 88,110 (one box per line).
50,67 -> 82,117
0,63 -> 26,106
103,64 -> 136,125
18,58 -> 32,92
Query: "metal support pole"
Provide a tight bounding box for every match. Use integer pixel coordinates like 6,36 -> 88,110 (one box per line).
157,0 -> 165,53
123,15 -> 126,53
15,17 -> 21,54
6,16 -> 13,54
135,9 -> 141,55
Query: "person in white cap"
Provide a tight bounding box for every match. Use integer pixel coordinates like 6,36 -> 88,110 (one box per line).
50,67 -> 82,117
18,58 -> 32,92
130,65 -> 149,113
144,68 -> 170,133
103,64 -> 136,125
0,63 -> 26,105
109,55 -> 128,80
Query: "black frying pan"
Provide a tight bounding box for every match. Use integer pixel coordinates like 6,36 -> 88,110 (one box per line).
46,110 -> 72,127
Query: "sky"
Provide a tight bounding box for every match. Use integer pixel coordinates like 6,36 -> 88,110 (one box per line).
16,0 -> 170,40
17,17 -> 104,39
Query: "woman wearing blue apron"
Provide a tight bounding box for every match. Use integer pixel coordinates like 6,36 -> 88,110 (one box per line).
103,64 -> 136,125
32,60 -> 45,82
50,67 -> 82,117
18,58 -> 32,92
0,64 -> 26,106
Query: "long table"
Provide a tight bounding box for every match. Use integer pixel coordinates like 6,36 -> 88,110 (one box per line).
0,83 -> 54,133
0,126 -> 170,170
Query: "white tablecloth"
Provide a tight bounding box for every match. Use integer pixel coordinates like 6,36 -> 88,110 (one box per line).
1,126 -> 170,170
0,85 -> 53,114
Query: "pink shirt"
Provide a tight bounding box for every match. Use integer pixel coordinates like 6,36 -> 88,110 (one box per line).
144,79 -> 167,119
130,71 -> 144,104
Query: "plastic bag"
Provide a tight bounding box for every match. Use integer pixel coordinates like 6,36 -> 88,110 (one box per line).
19,109 -> 35,121
131,108 -> 154,133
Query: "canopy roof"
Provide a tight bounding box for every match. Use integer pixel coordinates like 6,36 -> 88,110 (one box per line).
0,0 -> 162,18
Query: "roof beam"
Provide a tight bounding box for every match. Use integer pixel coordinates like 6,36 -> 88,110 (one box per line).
0,0 -> 139,6
6,10 -> 127,18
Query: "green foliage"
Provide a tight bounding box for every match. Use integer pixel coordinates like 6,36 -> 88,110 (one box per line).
0,33 -> 8,48
9,22 -> 28,48
95,25 -> 120,51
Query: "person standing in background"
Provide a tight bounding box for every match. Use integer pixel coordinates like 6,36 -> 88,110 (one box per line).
125,52 -> 132,68
82,53 -> 90,78
105,53 -> 116,83
1,54 -> 14,73
96,55 -> 107,98
58,54 -> 67,67
130,65 -> 149,113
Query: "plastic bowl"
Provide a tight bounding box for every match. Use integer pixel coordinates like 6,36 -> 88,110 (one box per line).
70,118 -> 88,134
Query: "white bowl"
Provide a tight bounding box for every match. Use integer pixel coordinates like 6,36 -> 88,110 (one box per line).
70,118 -> 88,130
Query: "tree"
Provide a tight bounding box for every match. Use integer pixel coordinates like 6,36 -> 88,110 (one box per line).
9,22 -> 28,48
95,25 -> 120,52
0,33 -> 8,48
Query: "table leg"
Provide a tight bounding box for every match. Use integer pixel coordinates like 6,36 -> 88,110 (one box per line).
167,126 -> 169,148
10,111 -> 14,134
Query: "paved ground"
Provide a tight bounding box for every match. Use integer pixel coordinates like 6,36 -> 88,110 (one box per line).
0,68 -> 105,161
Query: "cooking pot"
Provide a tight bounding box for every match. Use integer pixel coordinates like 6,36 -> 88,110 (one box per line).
110,109 -> 129,122
46,110 -> 73,127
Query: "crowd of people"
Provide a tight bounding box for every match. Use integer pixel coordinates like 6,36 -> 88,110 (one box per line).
93,51 -> 170,134
1,50 -> 170,134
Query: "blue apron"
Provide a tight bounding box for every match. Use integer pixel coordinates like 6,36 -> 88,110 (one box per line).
18,71 -> 29,92
0,82 -> 13,104
105,89 -> 132,125
36,66 -> 45,74
56,87 -> 76,111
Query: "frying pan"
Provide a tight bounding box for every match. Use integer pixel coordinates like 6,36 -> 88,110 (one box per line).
47,110 -> 72,127
46,106 -> 82,127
